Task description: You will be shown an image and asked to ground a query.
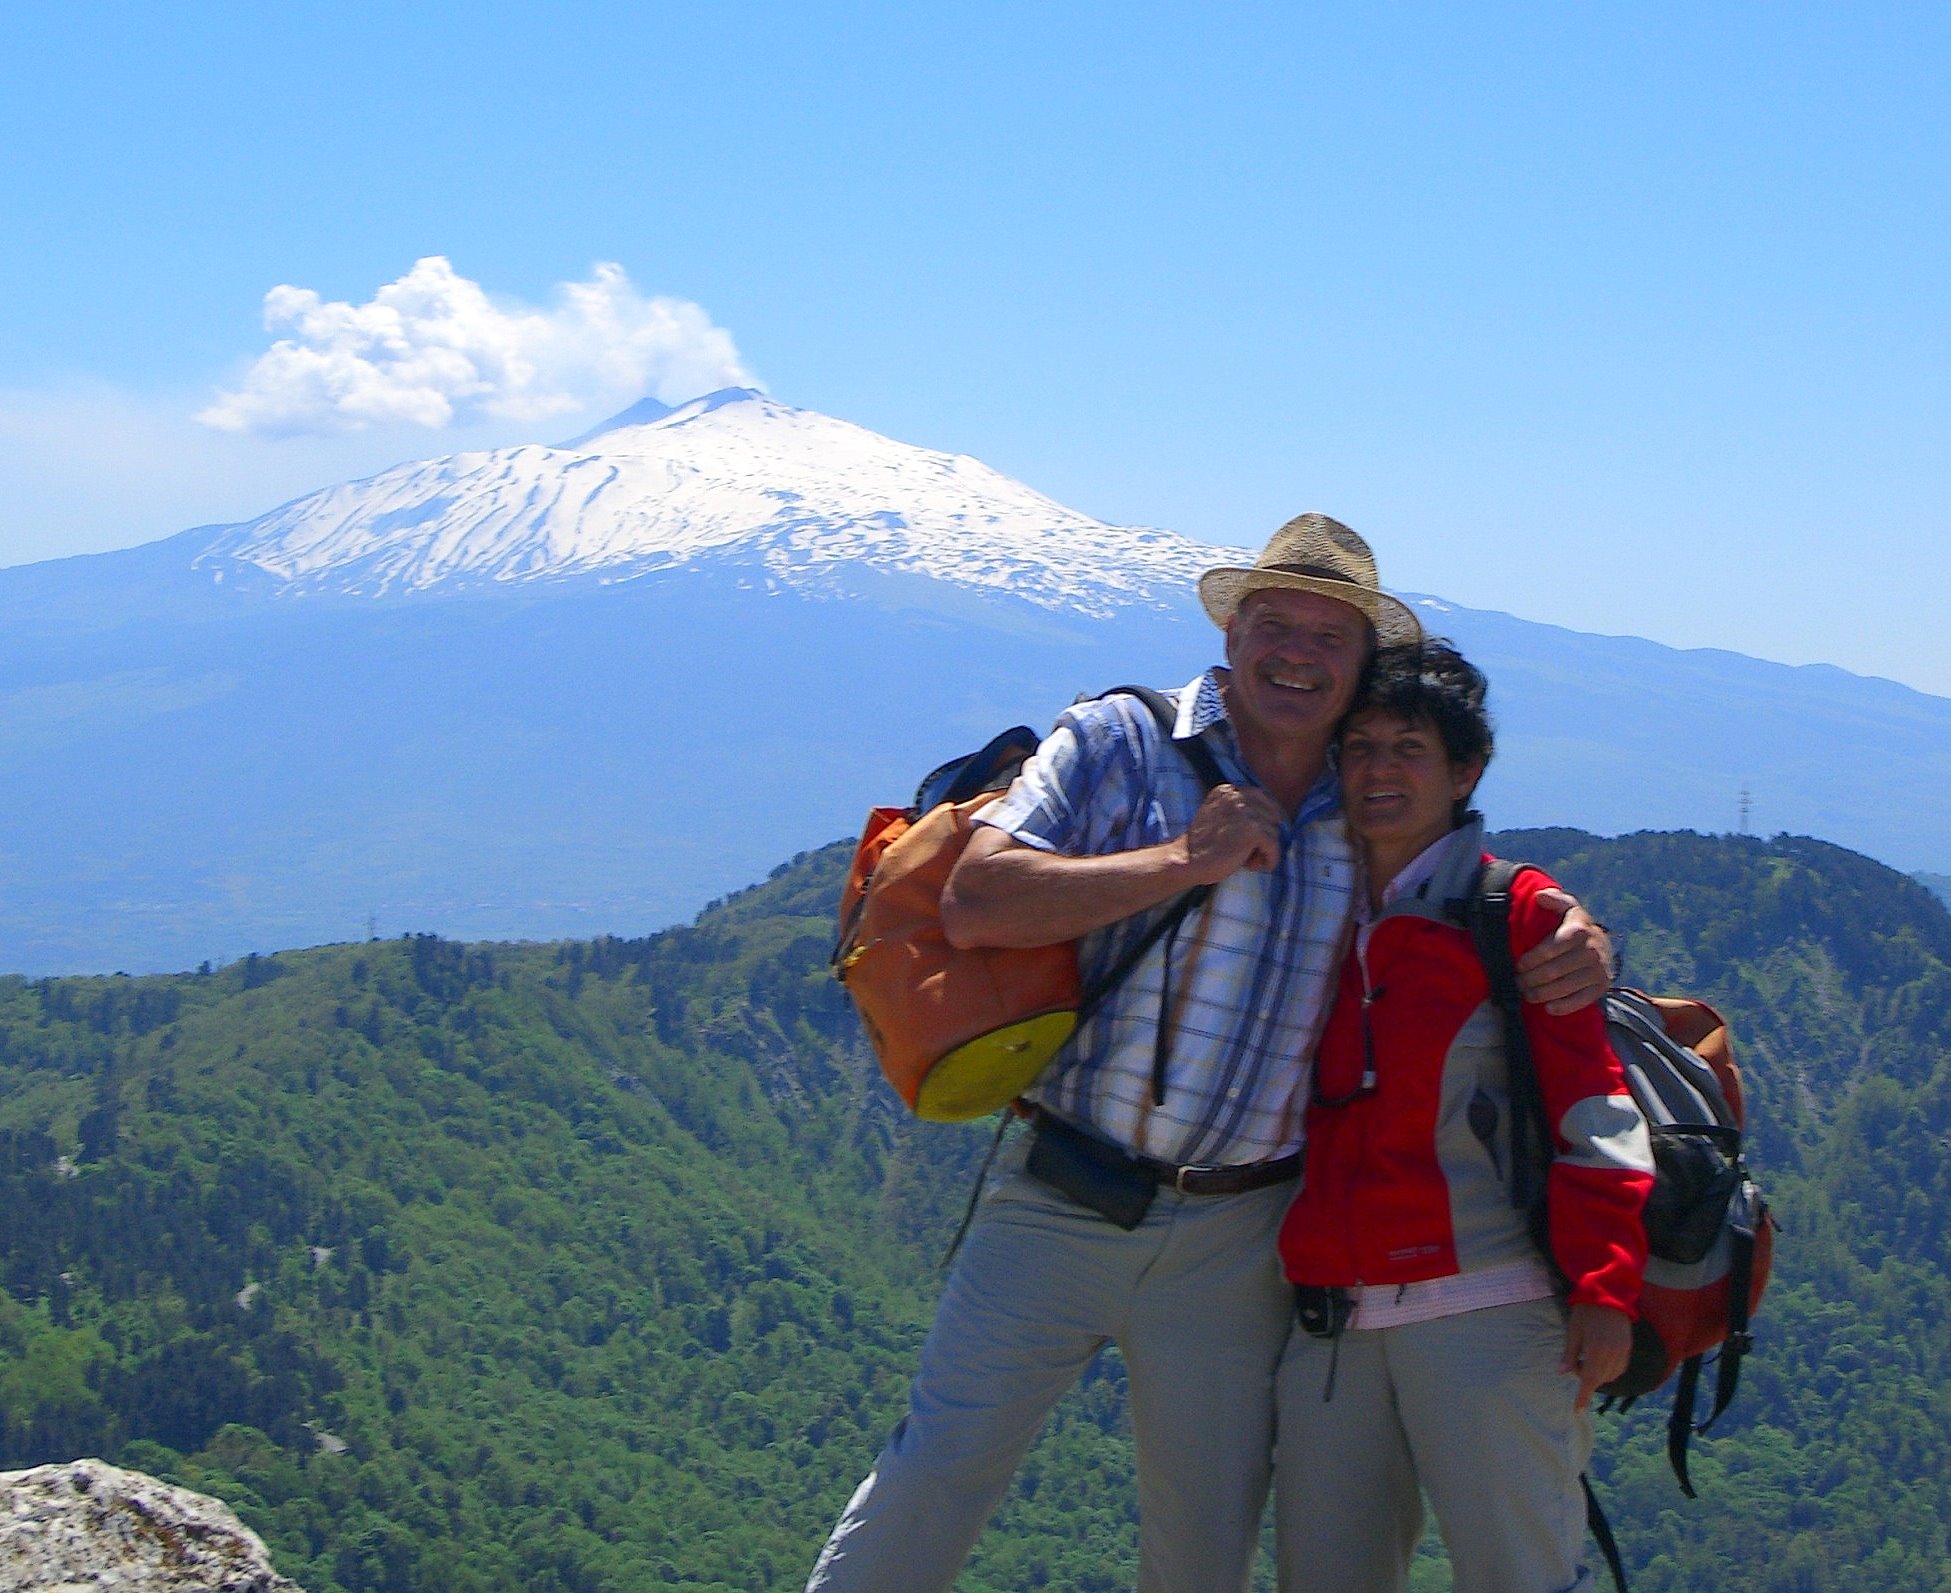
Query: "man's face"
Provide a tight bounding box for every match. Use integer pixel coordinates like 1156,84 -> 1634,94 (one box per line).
1222,588 -> 1371,746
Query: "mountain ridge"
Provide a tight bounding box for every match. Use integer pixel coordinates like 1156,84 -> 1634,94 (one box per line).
2,827 -> 1947,1590
187,388 -> 1228,613
4,392 -> 1951,975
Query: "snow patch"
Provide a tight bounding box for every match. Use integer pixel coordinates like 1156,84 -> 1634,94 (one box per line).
194,391 -> 1255,616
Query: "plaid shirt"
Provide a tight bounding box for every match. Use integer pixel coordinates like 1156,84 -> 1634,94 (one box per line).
980,670 -> 1356,1166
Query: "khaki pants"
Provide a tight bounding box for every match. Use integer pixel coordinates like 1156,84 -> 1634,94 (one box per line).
806,1143 -> 1296,1593
1273,1296 -> 1596,1593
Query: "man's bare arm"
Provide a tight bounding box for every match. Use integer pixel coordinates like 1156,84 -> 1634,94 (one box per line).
1515,890 -> 1614,1015
941,784 -> 1282,949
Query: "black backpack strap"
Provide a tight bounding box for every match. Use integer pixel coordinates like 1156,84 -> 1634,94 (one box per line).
1072,881 -> 1208,1029
1667,1354 -> 1704,1499
1698,1215 -> 1758,1433
1664,1205 -> 1758,1491
1073,685 -> 1228,1107
1097,684 -> 1229,791
940,1112 -> 1018,1270
1462,859 -> 1556,1241
1581,1473 -> 1629,1593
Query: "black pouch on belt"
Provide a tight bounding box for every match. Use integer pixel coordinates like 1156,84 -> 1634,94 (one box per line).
1025,1116 -> 1157,1231
1294,1284 -> 1354,1340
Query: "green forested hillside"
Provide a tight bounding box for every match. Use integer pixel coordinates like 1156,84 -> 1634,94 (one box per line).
1492,830 -> 1951,1592
0,847 -> 1132,1592
2,831 -> 1950,1590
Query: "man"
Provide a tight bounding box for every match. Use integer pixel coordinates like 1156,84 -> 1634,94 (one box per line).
806,513 -> 1609,1592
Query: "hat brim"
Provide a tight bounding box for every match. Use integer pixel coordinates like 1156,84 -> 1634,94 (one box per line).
1198,567 -> 1424,647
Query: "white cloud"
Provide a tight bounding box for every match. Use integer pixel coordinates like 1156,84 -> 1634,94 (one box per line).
0,381 -> 580,571
197,258 -> 757,437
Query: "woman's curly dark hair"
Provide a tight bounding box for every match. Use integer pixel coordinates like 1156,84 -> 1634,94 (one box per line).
1343,640 -> 1495,814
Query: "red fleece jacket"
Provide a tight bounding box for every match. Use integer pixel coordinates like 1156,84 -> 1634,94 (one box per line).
1280,858 -> 1651,1314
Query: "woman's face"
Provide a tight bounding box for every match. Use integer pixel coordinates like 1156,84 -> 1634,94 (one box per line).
1338,708 -> 1483,854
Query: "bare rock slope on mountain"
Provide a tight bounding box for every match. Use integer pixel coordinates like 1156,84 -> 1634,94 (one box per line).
0,1460 -> 302,1591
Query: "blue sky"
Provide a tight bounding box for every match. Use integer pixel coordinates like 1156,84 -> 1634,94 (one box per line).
4,2 -> 1949,691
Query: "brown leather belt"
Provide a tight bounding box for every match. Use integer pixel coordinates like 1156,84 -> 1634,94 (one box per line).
1032,1109 -> 1302,1196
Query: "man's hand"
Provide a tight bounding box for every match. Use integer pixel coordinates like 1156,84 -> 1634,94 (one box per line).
1179,784 -> 1283,884
943,791 -> 1279,951
1514,890 -> 1613,1015
1562,1303 -> 1633,1410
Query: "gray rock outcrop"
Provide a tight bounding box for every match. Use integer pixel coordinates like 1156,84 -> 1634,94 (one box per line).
0,1459 -> 303,1592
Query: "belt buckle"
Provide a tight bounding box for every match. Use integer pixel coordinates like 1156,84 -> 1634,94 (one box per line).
1174,1163 -> 1215,1195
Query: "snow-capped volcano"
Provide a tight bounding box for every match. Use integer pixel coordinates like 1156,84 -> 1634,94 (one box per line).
8,384 -> 1951,977
194,388 -> 1241,615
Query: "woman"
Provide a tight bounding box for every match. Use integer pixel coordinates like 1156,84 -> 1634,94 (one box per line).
1274,641 -> 1654,1593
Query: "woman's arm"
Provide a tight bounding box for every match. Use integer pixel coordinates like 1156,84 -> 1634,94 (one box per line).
1510,873 -> 1655,1316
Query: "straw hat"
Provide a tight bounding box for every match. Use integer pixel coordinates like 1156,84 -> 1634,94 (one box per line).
1197,512 -> 1422,646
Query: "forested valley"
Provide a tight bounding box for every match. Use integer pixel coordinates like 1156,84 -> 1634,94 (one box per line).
2,829 -> 1949,1591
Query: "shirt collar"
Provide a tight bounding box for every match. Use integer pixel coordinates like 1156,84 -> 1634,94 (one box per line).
1355,818 -> 1486,928
1183,667 -> 1230,738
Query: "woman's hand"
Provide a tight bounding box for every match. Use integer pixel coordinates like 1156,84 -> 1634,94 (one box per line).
1562,1303 -> 1633,1410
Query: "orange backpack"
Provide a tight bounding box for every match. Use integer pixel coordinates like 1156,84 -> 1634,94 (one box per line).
833,688 -> 1222,1121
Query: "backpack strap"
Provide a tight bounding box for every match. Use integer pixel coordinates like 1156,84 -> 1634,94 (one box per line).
1703,1217 -> 1758,1431
1461,858 -> 1556,1248
1581,1473 -> 1629,1593
1098,684 -> 1228,791
1667,1355 -> 1704,1499
1070,687 -> 1229,1108
1664,1150 -> 1761,1495
940,1111 -> 1019,1271
940,684 -> 1227,1266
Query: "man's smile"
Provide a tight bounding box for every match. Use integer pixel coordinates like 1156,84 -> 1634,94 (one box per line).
1263,666 -> 1329,693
